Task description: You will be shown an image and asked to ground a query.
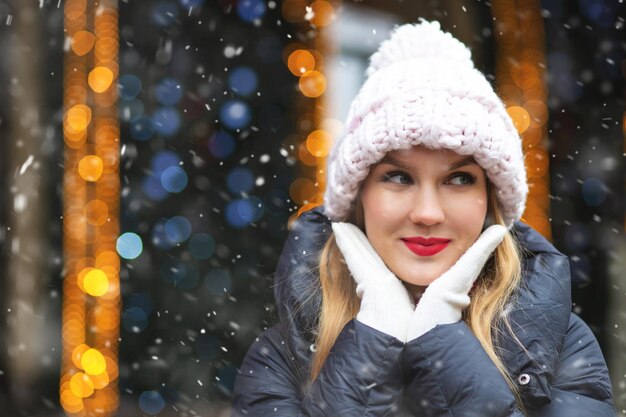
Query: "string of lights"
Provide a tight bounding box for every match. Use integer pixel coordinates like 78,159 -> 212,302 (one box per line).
61,0 -> 120,415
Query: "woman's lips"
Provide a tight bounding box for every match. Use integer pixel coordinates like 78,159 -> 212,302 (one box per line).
402,240 -> 450,256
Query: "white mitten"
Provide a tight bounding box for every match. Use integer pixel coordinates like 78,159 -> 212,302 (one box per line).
331,222 -> 414,341
405,225 -> 507,342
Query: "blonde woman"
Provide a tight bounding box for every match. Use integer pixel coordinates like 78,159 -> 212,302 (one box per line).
231,21 -> 615,416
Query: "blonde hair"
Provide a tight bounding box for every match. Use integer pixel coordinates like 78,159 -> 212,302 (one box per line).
308,181 -> 526,407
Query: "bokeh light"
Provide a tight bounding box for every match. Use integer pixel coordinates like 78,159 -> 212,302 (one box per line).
116,232 -> 143,260
71,30 -> 96,56
160,166 -> 188,193
83,269 -> 109,296
81,348 -> 107,376
226,167 -> 254,194
236,0 -> 266,22
582,177 -> 607,206
78,155 -> 104,182
66,104 -> 93,131
228,66 -> 258,96
208,131 -> 236,158
161,260 -> 200,289
305,129 -> 332,157
308,0 -> 335,27
122,307 -> 148,333
152,2 -> 179,27
506,105 -> 531,134
287,49 -> 315,76
142,175 -> 169,201
299,71 -> 326,97
88,67 -> 114,93
164,216 -> 192,243
219,100 -> 252,130
153,107 -> 181,137
70,372 -> 95,398
130,115 -> 155,141
139,391 -> 165,415
188,233 -> 215,260
155,78 -> 183,105
119,74 -> 142,100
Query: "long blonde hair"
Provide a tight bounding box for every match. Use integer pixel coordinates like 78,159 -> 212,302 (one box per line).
308,181 -> 526,406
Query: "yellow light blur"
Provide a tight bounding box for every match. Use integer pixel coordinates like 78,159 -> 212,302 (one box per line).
78,155 -> 104,182
66,104 -> 92,132
81,348 -> 107,375
506,105 -> 531,134
72,31 -> 96,56
299,71 -> 326,98
309,0 -> 334,27
83,269 -> 109,297
287,49 -> 315,76
305,129 -> 332,157
70,372 -> 94,398
88,67 -> 114,93
90,370 -> 110,389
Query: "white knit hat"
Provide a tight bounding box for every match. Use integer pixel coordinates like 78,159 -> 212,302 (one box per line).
323,20 -> 528,229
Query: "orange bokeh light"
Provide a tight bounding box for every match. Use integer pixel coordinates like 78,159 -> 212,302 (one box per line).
72,31 -> 96,56
88,67 -> 114,93
78,155 -> 104,182
305,129 -> 332,157
309,0 -> 335,27
287,49 -> 316,77
299,71 -> 326,98
506,105 -> 531,134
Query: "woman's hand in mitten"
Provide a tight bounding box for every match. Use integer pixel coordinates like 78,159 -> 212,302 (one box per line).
405,225 -> 507,342
331,222 -> 414,342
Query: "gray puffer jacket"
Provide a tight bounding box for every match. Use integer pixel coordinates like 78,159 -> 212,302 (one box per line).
232,206 -> 615,416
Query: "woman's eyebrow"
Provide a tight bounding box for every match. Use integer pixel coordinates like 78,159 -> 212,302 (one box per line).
377,154 -> 477,171
447,156 -> 478,170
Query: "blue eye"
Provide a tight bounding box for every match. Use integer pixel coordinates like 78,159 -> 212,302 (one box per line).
448,173 -> 476,186
382,171 -> 411,184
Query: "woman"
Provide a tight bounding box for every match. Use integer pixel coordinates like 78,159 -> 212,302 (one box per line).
231,21 -> 615,416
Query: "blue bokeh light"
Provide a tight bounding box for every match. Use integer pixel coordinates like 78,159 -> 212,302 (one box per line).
122,307 -> 148,333
119,74 -> 142,100
165,216 -> 192,243
225,198 -> 254,228
139,390 -> 165,415
161,166 -> 188,193
153,107 -> 181,137
116,232 -> 143,259
180,0 -> 205,7
155,78 -> 183,106
219,100 -> 252,130
152,2 -> 179,27
582,177 -> 607,206
161,260 -> 200,289
227,167 -> 254,194
130,115 -> 155,141
152,151 -> 182,175
189,233 -> 216,260
125,293 -> 154,316
205,268 -> 231,295
236,0 -> 266,22
228,66 -> 258,97
152,220 -> 176,250
208,131 -> 236,159
142,175 -> 169,201
120,99 -> 145,122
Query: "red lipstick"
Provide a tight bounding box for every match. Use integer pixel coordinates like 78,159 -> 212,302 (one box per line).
401,236 -> 450,256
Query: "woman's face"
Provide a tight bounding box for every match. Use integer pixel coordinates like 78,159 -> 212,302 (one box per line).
359,145 -> 489,288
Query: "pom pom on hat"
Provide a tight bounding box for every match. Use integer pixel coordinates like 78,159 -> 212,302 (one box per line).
323,20 -> 528,229
367,20 -> 473,77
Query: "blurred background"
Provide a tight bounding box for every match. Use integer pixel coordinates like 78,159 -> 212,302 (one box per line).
0,0 -> 624,416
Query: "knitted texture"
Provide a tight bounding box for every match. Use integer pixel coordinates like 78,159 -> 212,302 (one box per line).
323,20 -> 528,228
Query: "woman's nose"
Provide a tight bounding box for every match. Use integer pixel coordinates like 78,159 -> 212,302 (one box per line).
407,188 -> 445,226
